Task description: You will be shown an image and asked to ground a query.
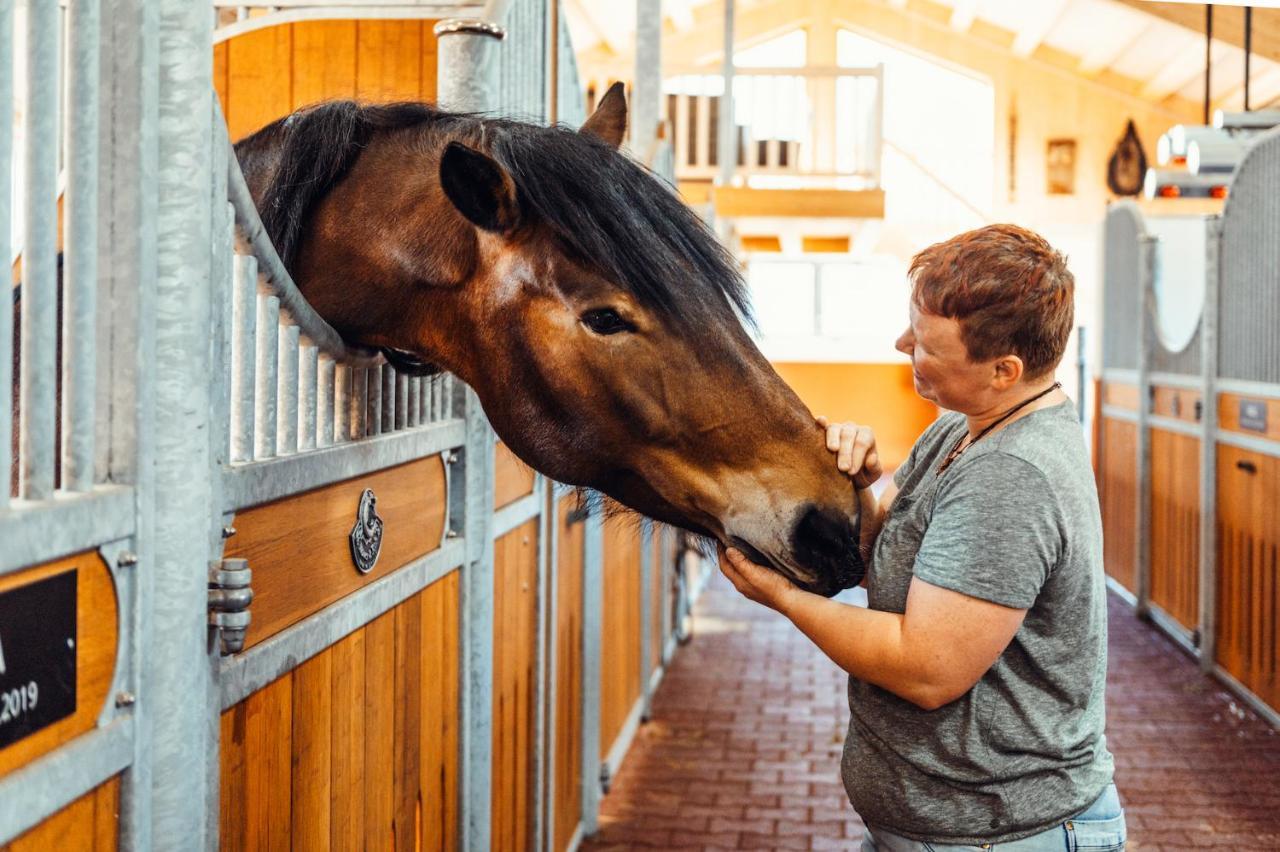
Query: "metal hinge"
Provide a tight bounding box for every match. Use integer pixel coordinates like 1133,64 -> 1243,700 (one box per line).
209,558 -> 253,655
599,763 -> 612,795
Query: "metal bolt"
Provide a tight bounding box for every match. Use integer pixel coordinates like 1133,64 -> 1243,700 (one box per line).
446,528 -> 459,539
115,691 -> 136,708
447,452 -> 460,465
222,525 -> 237,539
116,552 -> 138,568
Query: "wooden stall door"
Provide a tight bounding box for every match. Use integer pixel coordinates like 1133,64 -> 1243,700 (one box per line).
552,496 -> 585,852
219,573 -> 460,852
1216,446 -> 1279,712
1097,416 -> 1139,594
491,520 -> 539,852
600,519 -> 643,760
1148,429 -> 1201,631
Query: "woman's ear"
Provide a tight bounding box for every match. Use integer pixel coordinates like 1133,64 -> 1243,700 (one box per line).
992,354 -> 1024,390
439,141 -> 522,233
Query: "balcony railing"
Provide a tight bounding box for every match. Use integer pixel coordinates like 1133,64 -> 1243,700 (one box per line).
663,65 -> 884,190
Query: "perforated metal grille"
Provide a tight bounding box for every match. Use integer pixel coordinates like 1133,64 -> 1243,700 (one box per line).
1219,127 -> 1280,384
497,0 -> 550,122
1102,203 -> 1144,371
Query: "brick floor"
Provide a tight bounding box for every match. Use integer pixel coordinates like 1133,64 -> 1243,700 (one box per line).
582,572 -> 1280,851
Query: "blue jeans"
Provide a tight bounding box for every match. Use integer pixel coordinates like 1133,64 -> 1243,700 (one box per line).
860,783 -> 1126,851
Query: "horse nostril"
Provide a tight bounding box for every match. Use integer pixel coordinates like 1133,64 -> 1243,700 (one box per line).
790,503 -> 864,595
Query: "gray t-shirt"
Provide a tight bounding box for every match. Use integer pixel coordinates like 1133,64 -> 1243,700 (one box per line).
841,401 -> 1114,844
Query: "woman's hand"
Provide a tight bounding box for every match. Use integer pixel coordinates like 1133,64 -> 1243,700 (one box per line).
718,546 -> 799,613
816,416 -> 882,490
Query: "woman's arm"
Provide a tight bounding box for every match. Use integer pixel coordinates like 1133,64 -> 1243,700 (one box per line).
719,548 -> 1026,709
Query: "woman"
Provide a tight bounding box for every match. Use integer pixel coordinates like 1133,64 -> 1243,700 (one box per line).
719,224 -> 1125,850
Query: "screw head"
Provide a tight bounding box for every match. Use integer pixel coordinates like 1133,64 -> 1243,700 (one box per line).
222,525 -> 237,539
115,691 -> 136,708
116,552 -> 138,568
447,452 -> 460,465
446,528 -> 459,539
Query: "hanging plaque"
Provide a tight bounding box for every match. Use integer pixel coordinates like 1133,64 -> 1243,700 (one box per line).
0,570 -> 77,749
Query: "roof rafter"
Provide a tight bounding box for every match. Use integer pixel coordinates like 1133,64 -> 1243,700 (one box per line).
1011,0 -> 1070,57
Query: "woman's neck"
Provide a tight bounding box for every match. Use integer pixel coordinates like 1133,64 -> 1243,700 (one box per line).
962,378 -> 1063,441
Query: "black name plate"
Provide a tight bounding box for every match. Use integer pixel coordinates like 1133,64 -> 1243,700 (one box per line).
0,570 -> 77,749
1239,399 -> 1269,433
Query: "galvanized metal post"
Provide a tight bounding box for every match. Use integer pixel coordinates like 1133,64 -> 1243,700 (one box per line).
1198,218 -> 1220,672
632,0 -> 662,153
716,0 -> 735,188
436,19 -> 505,851
1076,325 -> 1088,429
0,0 -> 12,511
639,518 -> 653,714
151,0 -> 214,846
580,504 -> 604,835
1135,235 -> 1156,618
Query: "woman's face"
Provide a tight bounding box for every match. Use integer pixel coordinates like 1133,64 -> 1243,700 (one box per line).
895,301 -> 994,411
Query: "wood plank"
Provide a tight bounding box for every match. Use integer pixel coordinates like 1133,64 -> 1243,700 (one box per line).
393,594 -> 422,852
291,21 -> 358,109
494,441 -> 536,510
1098,417 -> 1139,594
650,525 -> 666,677
419,21 -> 440,102
1113,1 -> 1280,67
801,236 -> 850,253
1219,392 -> 1280,442
1151,385 -> 1201,424
4,776 -> 115,851
554,496 -> 585,852
1149,429 -> 1200,630
355,21 -> 422,102
330,628 -> 367,850
243,674 -> 293,852
364,610 -> 396,851
220,702 -> 248,852
213,42 -> 229,116
1102,381 -> 1139,412
419,573 -> 458,851
226,24 -> 293,141
712,186 -> 885,218
600,517 -> 643,759
0,552 -> 118,778
92,776 -> 119,851
292,649 -> 333,850
224,455 -> 447,649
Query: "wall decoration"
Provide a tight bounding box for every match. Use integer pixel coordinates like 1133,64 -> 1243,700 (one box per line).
1047,138 -> 1076,195
1107,119 -> 1148,196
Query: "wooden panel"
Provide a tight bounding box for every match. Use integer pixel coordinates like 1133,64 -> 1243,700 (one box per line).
219,574 -> 460,851
492,520 -> 538,852
224,455 -> 446,649
740,235 -> 782,252
1216,445 -> 1279,713
226,24 -> 293,142
1098,416 -> 1139,594
2,775 -> 119,852
0,552 -> 118,778
1102,381 -> 1139,412
769,362 -> 939,469
801,235 -> 850,253
649,525 -> 666,679
291,21 -> 357,108
553,496 -> 585,852
495,441 -> 536,510
1149,428 -> 1201,631
355,20 -> 423,102
712,186 -> 885,218
1151,385 -> 1201,424
419,20 -> 440,102
600,518 -> 643,760
1219,392 -> 1280,442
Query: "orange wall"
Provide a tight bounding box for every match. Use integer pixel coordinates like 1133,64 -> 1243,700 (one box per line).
771,361 -> 937,469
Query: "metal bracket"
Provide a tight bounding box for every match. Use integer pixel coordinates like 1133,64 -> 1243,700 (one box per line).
209,558 -> 253,655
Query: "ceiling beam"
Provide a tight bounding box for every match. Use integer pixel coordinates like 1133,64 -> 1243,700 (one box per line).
949,0 -> 978,33
1078,19 -> 1154,77
1141,37 -> 1223,101
1011,0 -> 1070,57
1113,0 -> 1280,65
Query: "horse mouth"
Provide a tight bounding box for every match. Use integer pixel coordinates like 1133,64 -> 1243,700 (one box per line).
379,346 -> 439,377
729,535 -> 863,598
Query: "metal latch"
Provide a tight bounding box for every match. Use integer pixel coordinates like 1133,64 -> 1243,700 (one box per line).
209,558 -> 253,655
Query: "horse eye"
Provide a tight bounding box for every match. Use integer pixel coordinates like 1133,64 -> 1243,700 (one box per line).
581,308 -> 633,335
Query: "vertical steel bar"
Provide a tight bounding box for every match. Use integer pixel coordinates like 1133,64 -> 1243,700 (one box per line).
367,364 -> 382,437
1199,217 -> 1220,672
61,0 -> 100,492
298,344 -> 317,451
334,364 -> 352,443
632,0 -> 661,152
381,364 -> 396,432
276,324 -> 299,454
716,0 -> 735,187
254,294 -> 279,459
230,257 -> 258,463
19,0 -> 60,500
395,372 -> 409,431
408,376 -> 421,428
581,503 -> 604,835
351,364 -> 368,438
0,0 -> 12,508
532,475 -> 548,852
318,356 -> 335,447
1135,235 -> 1155,617
152,0 -> 214,841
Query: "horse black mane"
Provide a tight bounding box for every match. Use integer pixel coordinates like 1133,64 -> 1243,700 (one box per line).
235,100 -> 752,326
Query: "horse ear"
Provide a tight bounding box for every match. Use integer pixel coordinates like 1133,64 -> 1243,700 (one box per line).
580,82 -> 627,149
439,141 -> 521,233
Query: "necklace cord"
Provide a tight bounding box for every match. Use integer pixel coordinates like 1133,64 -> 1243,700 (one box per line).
937,382 -> 1062,474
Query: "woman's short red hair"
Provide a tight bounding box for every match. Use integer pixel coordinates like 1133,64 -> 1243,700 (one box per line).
908,224 -> 1074,380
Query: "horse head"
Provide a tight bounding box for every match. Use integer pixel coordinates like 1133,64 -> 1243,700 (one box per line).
236,86 -> 864,596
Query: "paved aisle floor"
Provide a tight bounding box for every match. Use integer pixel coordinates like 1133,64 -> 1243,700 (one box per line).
582,572 -> 1280,851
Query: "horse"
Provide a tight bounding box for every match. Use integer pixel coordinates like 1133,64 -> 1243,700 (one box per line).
233,83 -> 864,597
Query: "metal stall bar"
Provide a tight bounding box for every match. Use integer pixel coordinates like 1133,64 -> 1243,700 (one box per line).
254,294 -> 280,458
580,504 -> 604,836
152,0 -> 215,843
1135,235 -> 1157,618
277,324 -> 300,454
382,364 -> 396,432
0,0 -> 12,510
318,355 -> 335,446
334,364 -> 352,443
299,344 -> 318,451
1198,217 -> 1221,673
437,18 -> 505,851
19,0 -> 59,501
62,0 -> 101,493
367,363 -> 383,437
230,255 -> 258,462
396,371 -> 409,430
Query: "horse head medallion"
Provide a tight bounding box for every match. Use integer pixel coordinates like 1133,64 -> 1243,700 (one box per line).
237,85 -> 864,596
349,488 -> 384,575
